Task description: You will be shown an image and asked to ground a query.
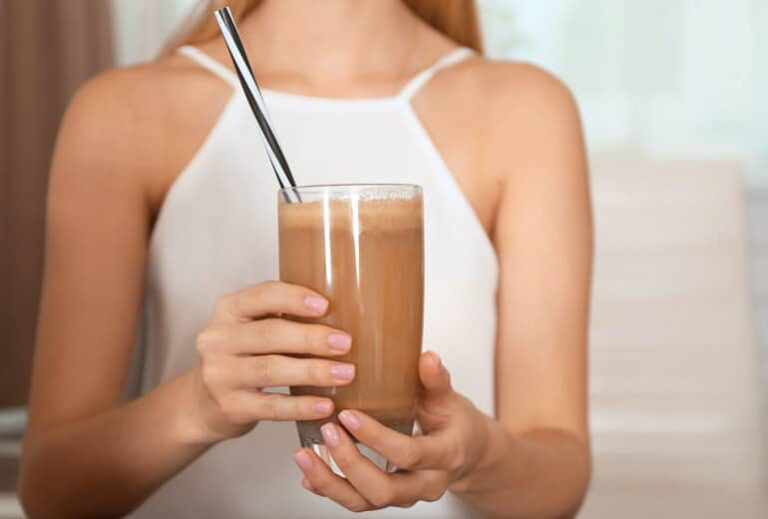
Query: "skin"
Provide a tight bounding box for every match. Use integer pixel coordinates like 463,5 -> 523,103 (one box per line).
18,0 -> 592,517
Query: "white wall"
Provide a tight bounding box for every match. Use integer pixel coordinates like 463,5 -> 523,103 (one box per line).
111,0 -> 195,65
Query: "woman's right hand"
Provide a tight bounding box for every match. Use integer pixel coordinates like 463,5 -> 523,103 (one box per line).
191,281 -> 354,442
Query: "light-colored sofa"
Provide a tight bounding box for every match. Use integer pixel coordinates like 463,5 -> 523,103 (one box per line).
581,154 -> 767,518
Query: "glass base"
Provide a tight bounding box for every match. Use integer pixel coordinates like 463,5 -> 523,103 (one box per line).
296,420 -> 414,475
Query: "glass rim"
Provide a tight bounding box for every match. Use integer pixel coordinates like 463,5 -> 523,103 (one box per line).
278,183 -> 422,194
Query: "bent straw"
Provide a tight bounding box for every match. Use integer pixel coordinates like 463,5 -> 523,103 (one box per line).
214,7 -> 299,202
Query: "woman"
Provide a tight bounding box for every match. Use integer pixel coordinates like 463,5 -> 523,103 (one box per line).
19,0 -> 592,517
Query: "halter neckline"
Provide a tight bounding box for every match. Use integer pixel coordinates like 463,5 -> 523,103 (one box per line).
177,45 -> 475,104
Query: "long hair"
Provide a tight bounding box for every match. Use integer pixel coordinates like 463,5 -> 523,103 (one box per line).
165,0 -> 483,54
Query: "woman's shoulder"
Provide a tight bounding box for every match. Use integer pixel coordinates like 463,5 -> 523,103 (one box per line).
448,55 -> 579,124
66,55 -> 213,139
58,52 -> 234,209
440,55 -> 583,169
65,52 -> 232,158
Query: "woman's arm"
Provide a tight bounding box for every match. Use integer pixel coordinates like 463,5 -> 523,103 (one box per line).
19,68 -> 354,517
18,67 -> 222,517
450,419 -> 590,517
18,69 -> 170,516
451,63 -> 592,516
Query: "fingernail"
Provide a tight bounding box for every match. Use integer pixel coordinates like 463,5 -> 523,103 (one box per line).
321,423 -> 341,447
330,363 -> 355,381
338,410 -> 360,431
294,450 -> 314,472
431,351 -> 442,368
304,295 -> 328,314
328,333 -> 352,352
313,399 -> 333,415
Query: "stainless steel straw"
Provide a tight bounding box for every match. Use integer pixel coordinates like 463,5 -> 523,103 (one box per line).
214,7 -> 299,202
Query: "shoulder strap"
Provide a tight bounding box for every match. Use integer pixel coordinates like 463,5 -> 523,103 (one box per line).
177,45 -> 239,88
397,47 -> 475,101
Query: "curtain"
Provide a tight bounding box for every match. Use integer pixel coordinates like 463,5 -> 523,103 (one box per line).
0,0 -> 114,408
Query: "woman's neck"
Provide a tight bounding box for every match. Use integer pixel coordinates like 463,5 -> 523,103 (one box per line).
232,0 -> 451,93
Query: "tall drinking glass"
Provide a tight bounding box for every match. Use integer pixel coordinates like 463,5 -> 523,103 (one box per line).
278,184 -> 424,471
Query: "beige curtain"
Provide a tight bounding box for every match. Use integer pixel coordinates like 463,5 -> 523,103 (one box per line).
0,1 -> 113,407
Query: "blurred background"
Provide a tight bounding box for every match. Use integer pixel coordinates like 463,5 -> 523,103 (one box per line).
1,0 -> 766,517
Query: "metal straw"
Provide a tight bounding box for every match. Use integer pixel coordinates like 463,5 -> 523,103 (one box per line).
214,7 -> 299,202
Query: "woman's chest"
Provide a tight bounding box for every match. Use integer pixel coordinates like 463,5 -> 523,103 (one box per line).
410,90 -> 504,237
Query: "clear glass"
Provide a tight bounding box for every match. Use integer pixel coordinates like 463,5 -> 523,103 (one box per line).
278,184 -> 424,472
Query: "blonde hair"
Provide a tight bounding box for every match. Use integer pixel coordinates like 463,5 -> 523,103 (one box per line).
168,0 -> 483,54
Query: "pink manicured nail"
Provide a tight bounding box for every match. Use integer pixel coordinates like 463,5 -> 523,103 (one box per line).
304,295 -> 328,314
338,410 -> 360,431
294,450 -> 314,472
321,423 -> 341,447
313,400 -> 333,415
330,364 -> 355,381
328,333 -> 352,352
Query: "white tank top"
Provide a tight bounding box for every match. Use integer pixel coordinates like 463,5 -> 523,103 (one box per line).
132,45 -> 498,518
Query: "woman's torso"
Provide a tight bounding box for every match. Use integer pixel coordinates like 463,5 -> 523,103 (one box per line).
131,43 -> 499,518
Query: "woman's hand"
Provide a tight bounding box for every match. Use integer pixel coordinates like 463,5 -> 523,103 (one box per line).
191,281 -> 356,442
292,352 -> 491,511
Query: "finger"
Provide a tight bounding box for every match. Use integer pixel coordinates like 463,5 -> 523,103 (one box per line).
213,281 -> 329,323
388,470 -> 450,504
337,410 -> 455,470
419,351 -> 453,397
320,423 -> 410,508
237,319 -> 351,356
222,392 -> 334,422
294,448 -> 372,512
201,354 -> 354,390
225,355 -> 355,388
301,477 -> 322,496
418,351 -> 454,406
196,320 -> 352,358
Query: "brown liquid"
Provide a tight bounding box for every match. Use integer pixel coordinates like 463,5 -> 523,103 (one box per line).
278,196 -> 424,444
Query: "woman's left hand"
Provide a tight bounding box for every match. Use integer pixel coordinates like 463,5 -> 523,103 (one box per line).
293,351 -> 491,511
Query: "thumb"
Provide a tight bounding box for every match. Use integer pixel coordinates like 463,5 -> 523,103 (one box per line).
418,351 -> 453,406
